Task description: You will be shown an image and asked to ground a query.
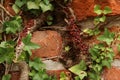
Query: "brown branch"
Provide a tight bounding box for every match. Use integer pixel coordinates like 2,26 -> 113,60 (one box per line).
18,61 -> 29,80
0,4 -> 13,17
41,26 -> 67,31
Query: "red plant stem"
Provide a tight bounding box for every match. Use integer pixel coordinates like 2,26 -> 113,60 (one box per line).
15,19 -> 35,62
65,7 -> 88,54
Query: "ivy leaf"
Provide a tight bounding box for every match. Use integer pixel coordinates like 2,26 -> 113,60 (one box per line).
64,0 -> 68,3
78,71 -> 87,80
102,59 -> 112,68
118,44 -> 120,52
2,74 -> 11,80
43,0 -> 50,5
22,34 -> 40,56
69,60 -> 87,79
65,46 -> 71,52
12,4 -> 20,14
88,72 -> 101,80
0,47 -> 14,64
94,5 -> 102,15
46,15 -> 53,25
103,6 -> 112,15
89,45 -> 100,60
92,64 -> 102,72
14,0 -> 26,8
0,41 -> 15,64
97,28 -> 115,45
27,1 -> 39,10
106,51 -> 114,60
117,35 -> 120,40
39,1 -> 53,13
99,15 -> 106,22
29,58 -> 45,71
94,17 -> 100,25
33,73 -> 41,80
60,72 -> 67,80
3,16 -> 22,34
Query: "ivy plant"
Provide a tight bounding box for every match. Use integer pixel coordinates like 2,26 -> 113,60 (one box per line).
3,16 -> 23,34
0,41 -> 15,64
2,74 -> 11,80
83,27 -> 100,36
12,0 -> 54,14
22,34 -> 40,56
69,60 -> 87,80
60,72 -> 68,80
29,58 -> 56,80
94,5 -> 112,25
97,28 -> 115,45
83,5 -> 112,36
70,28 -> 115,80
88,28 -> 115,80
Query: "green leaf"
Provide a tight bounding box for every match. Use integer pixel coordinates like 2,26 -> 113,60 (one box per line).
39,1 -> 53,13
103,6 -> 112,14
43,0 -> 50,5
65,46 -> 71,52
94,17 -> 100,25
0,47 -> 14,64
33,74 -> 41,80
117,35 -> 120,40
99,16 -> 106,22
69,60 -> 87,79
92,64 -> 102,72
64,0 -> 68,3
46,15 -> 53,25
97,28 -> 115,45
118,44 -> 120,52
75,76 -> 80,80
89,45 -> 100,60
3,16 -> 22,34
94,5 -> 102,15
14,0 -> 26,8
2,74 -> 11,80
106,51 -> 114,60
27,1 -> 39,10
88,72 -> 101,80
29,58 -> 45,71
0,41 -> 15,64
60,72 -> 67,80
78,71 -> 87,80
35,0 -> 41,3
12,4 -> 20,14
22,34 -> 40,55
102,60 -> 111,68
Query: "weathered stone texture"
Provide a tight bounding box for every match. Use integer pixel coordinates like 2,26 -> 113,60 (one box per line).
31,30 -> 62,58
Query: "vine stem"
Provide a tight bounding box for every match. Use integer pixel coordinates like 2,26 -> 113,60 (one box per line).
0,4 -> 13,17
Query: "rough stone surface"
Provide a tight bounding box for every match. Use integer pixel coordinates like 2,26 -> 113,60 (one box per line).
71,0 -> 120,21
47,70 -> 71,79
102,59 -> 120,80
31,30 -> 62,58
43,60 -> 65,70
103,66 -> 120,80
112,59 -> 120,67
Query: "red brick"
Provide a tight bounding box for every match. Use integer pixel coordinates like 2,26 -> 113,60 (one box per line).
31,30 -> 62,58
71,0 -> 120,21
103,66 -> 120,80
